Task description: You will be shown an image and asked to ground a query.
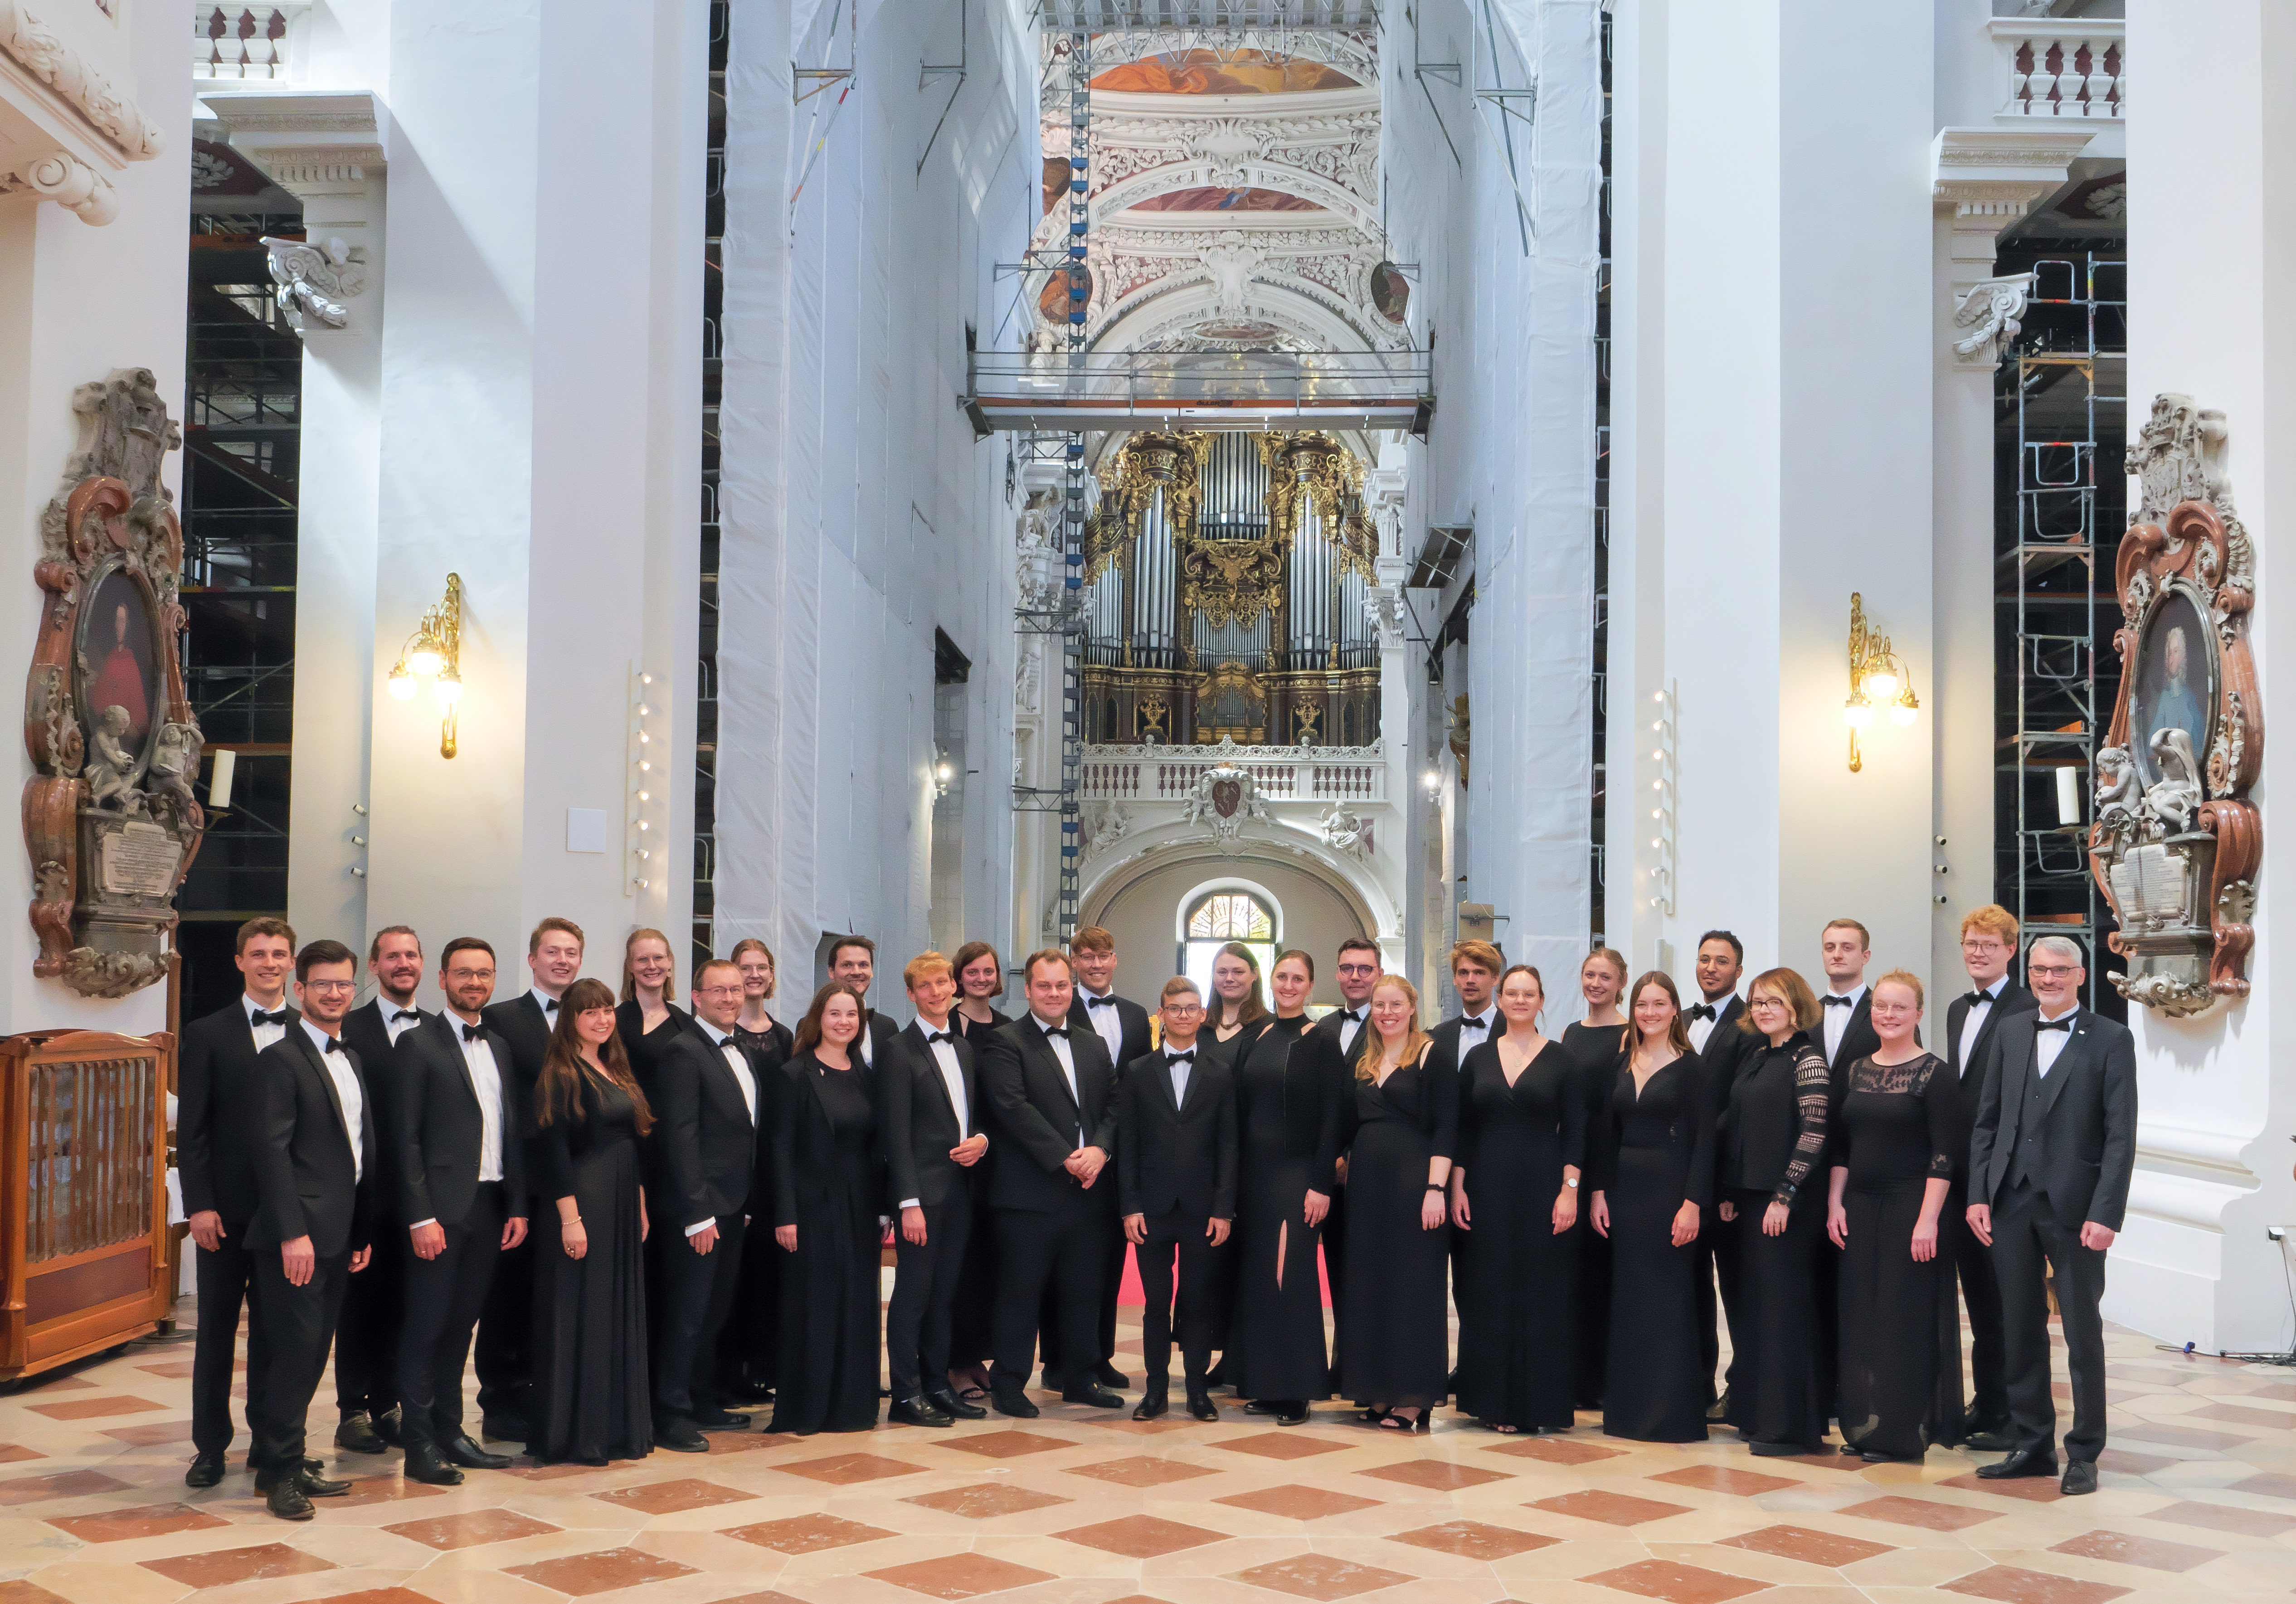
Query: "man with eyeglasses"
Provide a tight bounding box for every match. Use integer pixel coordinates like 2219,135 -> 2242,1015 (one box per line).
1966,935 -> 2135,1497
646,958 -> 762,1451
1282,937 -> 1380,1397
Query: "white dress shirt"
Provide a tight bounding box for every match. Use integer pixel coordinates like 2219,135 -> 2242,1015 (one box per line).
1455,1008 -> 1496,1056
412,1018 -> 506,1230
899,1022 -> 971,1211
1336,1006 -> 1365,1055
687,1025 -> 757,1236
245,995 -> 289,1052
1957,975 -> 2009,1074
1077,987 -> 1127,1064
1166,1045 -> 1195,1106
1687,995 -> 1737,1054
1038,1013 -> 1082,1144
1821,983 -> 1868,1064
528,984 -> 563,1020
2034,1004 -> 2079,1078
301,1018 -> 364,1183
380,997 -> 424,1046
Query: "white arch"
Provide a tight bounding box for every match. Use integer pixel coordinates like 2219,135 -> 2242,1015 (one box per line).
1079,818 -> 1399,947
1092,275 -> 1388,354
1094,162 -> 1376,233
1169,875 -> 1287,942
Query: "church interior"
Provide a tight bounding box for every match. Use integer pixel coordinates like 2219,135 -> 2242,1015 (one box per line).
7,0 -> 2296,1599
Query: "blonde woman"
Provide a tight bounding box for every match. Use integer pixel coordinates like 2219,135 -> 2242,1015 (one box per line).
1339,974 -> 1456,1430
615,928 -> 690,1084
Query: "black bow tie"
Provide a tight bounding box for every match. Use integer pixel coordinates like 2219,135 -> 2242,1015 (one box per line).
391,1009 -> 421,1023
461,1022 -> 484,1042
322,1035 -> 343,1055
2036,1016 -> 2076,1034
1087,995 -> 1116,1008
251,1008 -> 288,1027
1341,1010 -> 1362,1023
926,1030 -> 954,1045
1963,990 -> 1996,1008
542,997 -> 559,1012
1823,995 -> 1856,1008
1685,1003 -> 1716,1021
1168,1050 -> 1196,1065
1462,1016 -> 1491,1031
1041,1026 -> 1070,1039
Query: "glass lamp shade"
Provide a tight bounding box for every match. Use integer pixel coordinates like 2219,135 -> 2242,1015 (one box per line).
1861,667 -> 1900,703
387,668 -> 416,701
433,671 -> 462,708
1843,695 -> 1873,729
406,641 -> 445,678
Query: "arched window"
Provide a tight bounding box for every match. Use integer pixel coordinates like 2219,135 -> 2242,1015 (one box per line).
1182,890 -> 1277,1005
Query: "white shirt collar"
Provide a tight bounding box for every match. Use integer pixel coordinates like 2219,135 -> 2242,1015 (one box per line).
1976,975 -> 2008,1001
245,993 -> 285,1021
1035,1012 -> 1068,1034
2038,1000 -> 2081,1024
529,984 -> 563,1012
1462,1007 -> 1495,1029
1827,982 -> 1868,1006
299,1017 -> 341,1056
701,1020 -> 736,1049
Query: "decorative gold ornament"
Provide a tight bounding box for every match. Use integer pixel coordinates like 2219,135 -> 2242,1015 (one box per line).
1843,591 -> 1918,772
1177,525 -> 1285,630
1265,431 -> 1376,581
386,574 -> 465,759
1196,661 -> 1267,744
1085,430 -> 1208,585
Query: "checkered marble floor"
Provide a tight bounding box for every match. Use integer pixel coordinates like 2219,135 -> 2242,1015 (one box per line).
5,1306 -> 2296,1604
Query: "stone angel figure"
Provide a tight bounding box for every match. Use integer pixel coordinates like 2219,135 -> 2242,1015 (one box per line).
85,704 -> 140,812
147,720 -> 202,826
2093,745 -> 2140,832
2140,727 -> 2204,836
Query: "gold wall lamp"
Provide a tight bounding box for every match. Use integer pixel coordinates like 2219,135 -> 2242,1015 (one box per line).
385,573 -> 464,758
1843,591 -> 1917,772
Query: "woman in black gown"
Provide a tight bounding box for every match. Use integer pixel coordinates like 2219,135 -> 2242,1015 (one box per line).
1228,950 -> 1336,1425
1452,964 -> 1583,1433
1564,948 -> 1629,1407
1718,967 -> 1829,1456
1341,974 -> 1455,1430
1828,970 -> 1957,1462
769,983 -> 886,1434
615,928 -> 692,1086
530,979 -> 654,1465
944,942 -> 1012,1404
731,938 -> 794,1061
1590,972 -> 1711,1443
720,938 -> 792,1404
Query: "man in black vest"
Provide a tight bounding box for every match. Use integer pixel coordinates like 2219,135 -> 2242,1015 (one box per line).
648,958 -> 760,1452
472,915 -> 584,1442
1946,905 -> 2038,1449
1120,978 -> 1237,1422
1684,929 -> 1752,1416
178,916 -> 297,1488
245,941 -> 379,1521
391,936 -> 528,1485
1967,935 -> 2136,1497
332,924 -> 428,1454
883,952 -> 991,1427
978,948 -> 1124,1418
1056,925 -> 1150,1391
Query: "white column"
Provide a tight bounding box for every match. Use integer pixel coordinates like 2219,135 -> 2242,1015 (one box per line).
2106,0 -> 2296,1352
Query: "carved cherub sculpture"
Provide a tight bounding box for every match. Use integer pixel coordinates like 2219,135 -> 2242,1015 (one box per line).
85,704 -> 138,811
2094,745 -> 2139,830
2141,727 -> 2204,835
148,720 -> 199,824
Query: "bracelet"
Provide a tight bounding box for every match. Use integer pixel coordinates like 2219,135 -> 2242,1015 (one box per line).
1426,1182 -> 1445,1191
564,1217 -> 583,1226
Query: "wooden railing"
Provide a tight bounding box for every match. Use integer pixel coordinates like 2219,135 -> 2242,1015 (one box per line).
0,1030 -> 174,1380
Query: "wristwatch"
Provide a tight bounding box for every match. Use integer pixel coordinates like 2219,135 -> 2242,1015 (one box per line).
1564,1177 -> 1579,1188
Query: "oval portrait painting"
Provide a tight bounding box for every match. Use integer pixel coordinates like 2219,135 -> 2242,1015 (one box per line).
77,565 -> 163,757
2132,587 -> 2217,787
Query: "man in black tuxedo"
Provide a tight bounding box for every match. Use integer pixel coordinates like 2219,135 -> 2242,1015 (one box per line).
1058,925 -> 1151,1391
331,924 -> 428,1454
245,941 -> 379,1520
1291,937 -> 1379,1393
828,935 -> 904,1069
177,917 -> 297,1488
1430,939 -> 1501,1391
391,936 -> 528,1486
1968,936 -> 2135,1497
883,952 -> 991,1428
1684,930 -> 1751,1415
647,958 -> 760,1452
1946,906 -> 2037,1449
1120,979 -> 1237,1422
978,948 -> 1124,1418
472,915 -> 584,1442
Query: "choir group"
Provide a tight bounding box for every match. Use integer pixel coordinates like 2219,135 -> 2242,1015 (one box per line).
171,903 -> 2135,1522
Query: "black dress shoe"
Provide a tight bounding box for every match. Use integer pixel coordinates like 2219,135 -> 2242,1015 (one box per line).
1273,1402 -> 1309,1427
1706,1388 -> 1731,1422
403,1443 -> 466,1486
335,1411 -> 387,1454
691,1407 -> 751,1430
374,1405 -> 404,1447
482,1413 -> 530,1444
1861,1448 -> 1925,1463
1095,1361 -> 1129,1389
1063,1383 -> 1124,1409
184,1451 -> 226,1488
2061,1459 -> 2098,1495
1186,1388 -> 1219,1422
1244,1400 -> 1283,1415
1748,1439 -> 1816,1457
927,1388 -> 986,1421
656,1419 -> 710,1453
1977,1447 -> 2058,1480
257,1463 -> 350,1497
1132,1392 -> 1169,1421
1963,1428 -> 2019,1453
443,1434 -> 512,1469
264,1478 -> 314,1521
890,1396 -> 954,1428
991,1387 -> 1040,1419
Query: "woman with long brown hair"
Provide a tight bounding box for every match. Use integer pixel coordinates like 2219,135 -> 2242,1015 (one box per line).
1565,946 -> 1630,1406
529,978 -> 654,1464
1341,973 -> 1455,1430
1589,971 -> 1712,1442
616,928 -> 691,1084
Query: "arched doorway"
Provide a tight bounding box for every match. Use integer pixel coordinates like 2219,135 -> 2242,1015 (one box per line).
1080,848 -> 1377,1007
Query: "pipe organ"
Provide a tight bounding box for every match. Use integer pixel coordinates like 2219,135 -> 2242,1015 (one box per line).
1083,430 -> 1381,747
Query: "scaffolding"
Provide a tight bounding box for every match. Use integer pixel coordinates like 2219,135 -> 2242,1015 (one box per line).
692,0 -> 728,968
1995,250 -> 2126,1013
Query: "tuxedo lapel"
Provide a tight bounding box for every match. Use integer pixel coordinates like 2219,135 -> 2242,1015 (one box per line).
906,1023 -> 961,1125
1021,1024 -> 1081,1119
294,1028 -> 353,1145
430,1015 -> 483,1109
2036,1018 -> 2094,1117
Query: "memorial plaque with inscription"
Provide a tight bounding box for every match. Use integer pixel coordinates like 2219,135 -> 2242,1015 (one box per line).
99,823 -> 184,897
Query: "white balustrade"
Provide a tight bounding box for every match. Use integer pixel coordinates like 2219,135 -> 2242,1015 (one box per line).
1078,744 -> 1386,806
1989,19 -> 2123,121
194,5 -> 314,82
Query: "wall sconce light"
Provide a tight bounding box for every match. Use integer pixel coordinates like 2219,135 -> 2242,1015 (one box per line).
933,744 -> 954,800
1844,591 -> 1917,772
1422,768 -> 1442,793
386,573 -> 464,758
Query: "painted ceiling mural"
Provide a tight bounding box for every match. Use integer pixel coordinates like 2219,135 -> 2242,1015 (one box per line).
1130,186 -> 1323,214
1090,48 -> 1360,95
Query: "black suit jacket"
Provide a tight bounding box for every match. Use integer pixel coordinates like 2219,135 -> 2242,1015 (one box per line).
1821,991 -> 1883,1074
1691,995 -> 1756,1119
1428,1011 -> 1498,1080
769,1051 -> 885,1227
859,1008 -> 903,1071
1069,992 -> 1154,1081
1944,980 -> 2038,1170
178,999 -> 298,1224
978,1016 -> 1120,1214
650,1024 -> 760,1227
1968,1006 -> 2137,1231
881,1021 -> 980,1210
246,1027 -> 379,1259
342,997 -> 424,1081
1118,1046 -> 1239,1221
481,992 -> 557,1094
392,1013 -> 527,1230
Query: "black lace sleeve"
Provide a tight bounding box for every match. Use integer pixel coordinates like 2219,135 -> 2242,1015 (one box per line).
1918,1052 -> 1955,1180
1775,1042 -> 1830,1206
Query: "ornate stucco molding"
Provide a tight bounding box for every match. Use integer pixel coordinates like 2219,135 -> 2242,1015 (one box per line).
1950,272 -> 2036,368
263,235 -> 368,333
0,3 -> 165,163
0,147 -> 115,224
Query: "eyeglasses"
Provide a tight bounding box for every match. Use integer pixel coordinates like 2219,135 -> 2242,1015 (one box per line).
696,984 -> 744,1000
2028,964 -> 2080,980
1337,963 -> 1378,977
302,979 -> 357,994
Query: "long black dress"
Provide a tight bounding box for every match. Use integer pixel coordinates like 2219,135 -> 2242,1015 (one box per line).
1562,1021 -> 1627,1406
1340,1047 -> 1457,1411
1455,1038 -> 1584,1431
1591,1050 -> 1712,1443
617,999 -> 694,1088
1720,1031 -> 1830,1452
1231,1014 -> 1336,1405
721,1016 -> 793,1395
768,1051 -> 885,1434
1836,1051 -> 1957,1459
530,1064 -> 652,1463
947,1006 -> 1013,1372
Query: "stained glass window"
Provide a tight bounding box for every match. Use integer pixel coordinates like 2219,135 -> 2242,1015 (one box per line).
1187,892 -> 1272,941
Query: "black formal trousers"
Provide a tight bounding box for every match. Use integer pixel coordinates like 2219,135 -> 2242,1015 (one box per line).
1135,1210 -> 1223,1387
1992,1181 -> 2110,1462
993,1206 -> 1109,1390
247,1246 -> 351,1470
651,1211 -> 748,1422
396,1182 -> 507,1448
1946,1179 -> 2008,1424
333,1220 -> 402,1418
887,1194 -> 973,1399
474,1235 -> 534,1423
190,1230 -> 272,1458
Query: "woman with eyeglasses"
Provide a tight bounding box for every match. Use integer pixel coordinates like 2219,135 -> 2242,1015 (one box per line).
1563,947 -> 1630,1407
1718,967 -> 1831,1456
529,978 -> 654,1465
1828,970 -> 1957,1462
